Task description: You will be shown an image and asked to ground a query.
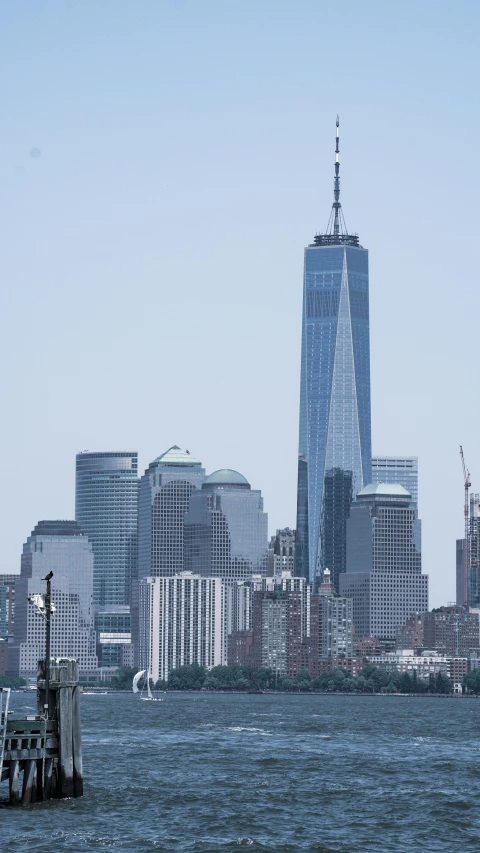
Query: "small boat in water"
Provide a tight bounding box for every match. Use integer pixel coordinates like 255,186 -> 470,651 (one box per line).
132,669 -> 162,702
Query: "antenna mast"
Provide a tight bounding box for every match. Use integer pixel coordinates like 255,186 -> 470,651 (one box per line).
460,445 -> 471,606
333,115 -> 340,236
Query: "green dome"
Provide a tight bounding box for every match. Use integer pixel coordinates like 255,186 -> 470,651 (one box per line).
203,469 -> 250,488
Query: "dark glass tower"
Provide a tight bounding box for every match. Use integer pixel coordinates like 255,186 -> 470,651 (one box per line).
296,118 -> 372,588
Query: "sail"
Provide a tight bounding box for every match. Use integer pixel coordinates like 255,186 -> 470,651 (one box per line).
147,673 -> 153,700
132,670 -> 146,694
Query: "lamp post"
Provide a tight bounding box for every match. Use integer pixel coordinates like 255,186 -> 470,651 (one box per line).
43,572 -> 53,718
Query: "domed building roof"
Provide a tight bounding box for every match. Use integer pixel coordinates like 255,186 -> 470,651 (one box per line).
357,483 -> 411,498
203,469 -> 250,488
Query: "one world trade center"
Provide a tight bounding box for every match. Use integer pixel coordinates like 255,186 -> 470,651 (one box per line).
296,118 -> 372,589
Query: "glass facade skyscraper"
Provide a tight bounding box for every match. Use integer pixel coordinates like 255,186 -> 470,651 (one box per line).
296,120 -> 372,587
75,451 -> 139,609
372,456 -> 418,508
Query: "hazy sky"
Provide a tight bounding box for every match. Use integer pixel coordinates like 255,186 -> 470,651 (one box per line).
1,1 -> 479,606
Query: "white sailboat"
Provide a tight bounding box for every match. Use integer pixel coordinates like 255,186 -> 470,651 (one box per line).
132,669 -> 146,694
132,669 -> 162,701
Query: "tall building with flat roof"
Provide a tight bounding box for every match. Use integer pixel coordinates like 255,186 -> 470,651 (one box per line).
9,521 -> 97,678
251,572 -> 310,676
296,119 -> 372,587
75,451 -> 138,608
184,468 -> 268,583
372,456 -> 418,507
138,573 -> 226,684
340,484 -> 428,640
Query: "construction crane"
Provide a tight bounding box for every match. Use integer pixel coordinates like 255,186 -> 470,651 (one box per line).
460,446 -> 471,606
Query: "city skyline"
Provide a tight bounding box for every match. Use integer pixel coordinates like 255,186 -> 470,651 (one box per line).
1,2 -> 479,608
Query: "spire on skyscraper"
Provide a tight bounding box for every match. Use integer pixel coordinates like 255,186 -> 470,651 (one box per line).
313,116 -> 360,248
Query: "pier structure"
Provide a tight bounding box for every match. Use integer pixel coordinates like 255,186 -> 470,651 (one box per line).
0,658 -> 83,805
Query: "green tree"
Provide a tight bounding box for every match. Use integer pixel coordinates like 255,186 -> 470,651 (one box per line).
168,663 -> 206,690
435,672 -> 452,694
463,668 -> 480,694
0,675 -> 27,688
294,669 -> 313,691
110,666 -> 138,690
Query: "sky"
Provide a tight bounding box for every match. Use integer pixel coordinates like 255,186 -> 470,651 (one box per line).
1,0 -> 479,606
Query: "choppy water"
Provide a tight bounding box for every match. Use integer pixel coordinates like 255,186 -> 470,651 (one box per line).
1,692 -> 479,852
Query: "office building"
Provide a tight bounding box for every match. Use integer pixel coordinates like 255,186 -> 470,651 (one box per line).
138,573 -> 226,684
0,574 -> 17,640
95,608 -> 133,668
138,446 -> 205,579
75,451 -> 138,609
468,494 -> 480,607
296,119 -> 372,588
372,456 -> 418,507
340,484 -> 428,640
268,528 -> 295,576
9,521 -> 97,678
184,469 -> 268,583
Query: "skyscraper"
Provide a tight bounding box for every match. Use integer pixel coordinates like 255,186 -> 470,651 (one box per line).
372,456 -> 418,507
296,118 -> 372,587
139,573 -> 226,683
184,469 -> 268,582
75,451 -> 138,608
9,521 -> 97,678
138,445 -> 205,579
340,484 -> 428,640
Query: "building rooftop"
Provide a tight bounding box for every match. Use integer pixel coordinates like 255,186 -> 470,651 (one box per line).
203,469 -> 250,488
357,483 -> 412,499
31,521 -> 84,537
149,445 -> 202,469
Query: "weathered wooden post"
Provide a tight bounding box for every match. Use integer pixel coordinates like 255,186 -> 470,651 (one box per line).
57,660 -> 74,798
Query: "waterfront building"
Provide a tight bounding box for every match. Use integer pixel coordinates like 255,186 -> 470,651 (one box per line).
138,446 -> 205,579
251,572 -> 310,676
138,573 -> 226,684
296,119 -> 372,588
309,569 -> 353,664
184,469 -> 268,583
371,456 -> 418,507
397,606 -> 480,657
340,484 -> 428,640
9,521 -> 97,678
366,650 -> 452,680
75,451 -> 138,609
396,614 -> 425,651
268,528 -> 296,576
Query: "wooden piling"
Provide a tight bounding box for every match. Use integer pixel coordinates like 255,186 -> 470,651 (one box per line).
43,756 -> 54,800
9,760 -> 20,805
58,661 -> 74,798
21,759 -> 36,805
72,679 -> 83,797
1,657 -> 83,805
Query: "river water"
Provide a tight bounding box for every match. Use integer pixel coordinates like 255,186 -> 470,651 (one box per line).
1,691 -> 479,852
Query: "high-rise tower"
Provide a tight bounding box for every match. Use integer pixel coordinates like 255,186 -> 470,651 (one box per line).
296,118 -> 372,587
75,451 -> 138,608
